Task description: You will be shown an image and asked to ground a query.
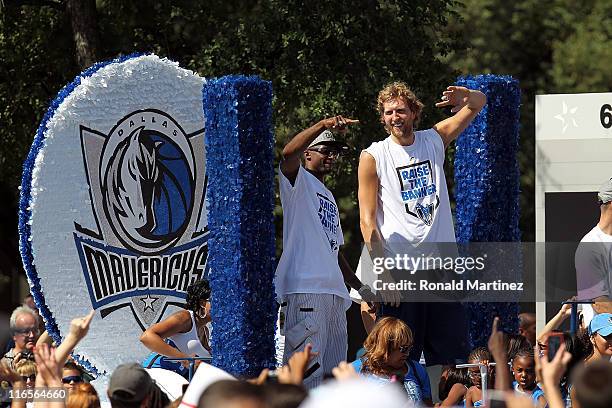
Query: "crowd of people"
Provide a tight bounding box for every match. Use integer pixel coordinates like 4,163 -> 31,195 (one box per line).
2,81 -> 612,408
1,297 -> 611,408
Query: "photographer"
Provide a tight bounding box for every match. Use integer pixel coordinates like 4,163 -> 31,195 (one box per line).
1,307 -> 40,370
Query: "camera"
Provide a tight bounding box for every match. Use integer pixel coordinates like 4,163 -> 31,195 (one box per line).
19,350 -> 34,361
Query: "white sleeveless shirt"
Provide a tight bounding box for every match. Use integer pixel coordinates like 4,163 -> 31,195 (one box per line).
351,130 -> 456,301
168,310 -> 211,358
364,129 -> 455,249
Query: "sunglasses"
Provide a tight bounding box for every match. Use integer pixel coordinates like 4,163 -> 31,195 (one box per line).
21,375 -> 36,382
398,345 -> 412,354
14,327 -> 40,335
307,147 -> 343,158
62,376 -> 83,384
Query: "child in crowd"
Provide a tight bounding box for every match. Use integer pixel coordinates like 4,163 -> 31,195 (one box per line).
511,348 -> 547,408
351,317 -> 433,406
505,333 -> 531,363
464,347 -> 493,408
437,366 -> 470,407
14,359 -> 36,389
62,361 -> 85,393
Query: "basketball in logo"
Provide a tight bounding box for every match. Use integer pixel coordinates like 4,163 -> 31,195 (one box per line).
101,110 -> 196,254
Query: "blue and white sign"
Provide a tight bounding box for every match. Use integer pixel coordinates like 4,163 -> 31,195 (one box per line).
19,54 -> 207,375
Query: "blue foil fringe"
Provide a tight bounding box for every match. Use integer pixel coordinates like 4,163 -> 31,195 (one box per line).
453,74 -> 521,348
18,53 -> 146,377
203,76 -> 277,377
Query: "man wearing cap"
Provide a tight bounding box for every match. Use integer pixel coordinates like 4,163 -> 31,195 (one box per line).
275,116 -> 375,389
575,178 -> 612,314
108,363 -> 168,408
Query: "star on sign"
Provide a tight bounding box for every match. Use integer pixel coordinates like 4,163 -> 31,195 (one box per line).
140,295 -> 159,312
554,101 -> 579,134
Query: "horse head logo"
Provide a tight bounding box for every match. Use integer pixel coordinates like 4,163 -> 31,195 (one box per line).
415,202 -> 435,226
104,126 -> 164,250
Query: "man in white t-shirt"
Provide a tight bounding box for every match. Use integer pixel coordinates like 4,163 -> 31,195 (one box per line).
275,116 -> 376,389
357,81 -> 486,367
575,178 -> 612,315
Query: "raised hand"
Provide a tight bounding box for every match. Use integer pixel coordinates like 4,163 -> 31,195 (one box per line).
435,86 -> 471,113
559,296 -> 576,318
488,317 -> 506,360
68,310 -> 95,341
34,344 -> 62,387
54,310 -> 95,365
536,343 -> 572,387
0,361 -> 21,384
277,343 -> 318,385
332,361 -> 359,381
320,115 -> 359,134
436,86 -> 486,113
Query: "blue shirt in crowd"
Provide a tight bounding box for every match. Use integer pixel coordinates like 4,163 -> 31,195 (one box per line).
351,358 -> 432,404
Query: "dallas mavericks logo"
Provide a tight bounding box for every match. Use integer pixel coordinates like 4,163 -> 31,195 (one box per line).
103,125 -> 193,253
415,202 -> 435,226
74,110 -> 208,329
396,160 -> 440,226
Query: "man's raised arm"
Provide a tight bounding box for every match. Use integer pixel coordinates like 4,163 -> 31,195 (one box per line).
280,116 -> 357,184
433,86 -> 487,148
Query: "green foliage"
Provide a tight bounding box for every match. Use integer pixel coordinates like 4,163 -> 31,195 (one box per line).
179,0 -> 462,259
0,5 -> 77,200
0,0 -> 462,264
3,0 -> 608,262
550,0 -> 612,92
445,0 -> 611,241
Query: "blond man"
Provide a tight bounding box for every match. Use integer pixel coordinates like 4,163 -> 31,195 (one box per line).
358,82 -> 486,367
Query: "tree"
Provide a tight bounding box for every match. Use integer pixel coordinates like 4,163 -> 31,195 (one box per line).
65,0 -> 99,68
444,0 -> 610,241
550,0 -> 612,92
0,2 -> 77,308
0,0 -> 463,270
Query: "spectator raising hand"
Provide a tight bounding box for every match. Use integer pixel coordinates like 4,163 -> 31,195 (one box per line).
34,344 -> 62,387
277,343 -> 318,385
34,344 -> 66,408
488,317 -> 510,391
251,343 -> 317,386
332,362 -> 359,381
67,311 -> 95,340
535,343 -> 572,408
1,362 -> 27,408
54,310 -> 94,365
536,297 -> 575,346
